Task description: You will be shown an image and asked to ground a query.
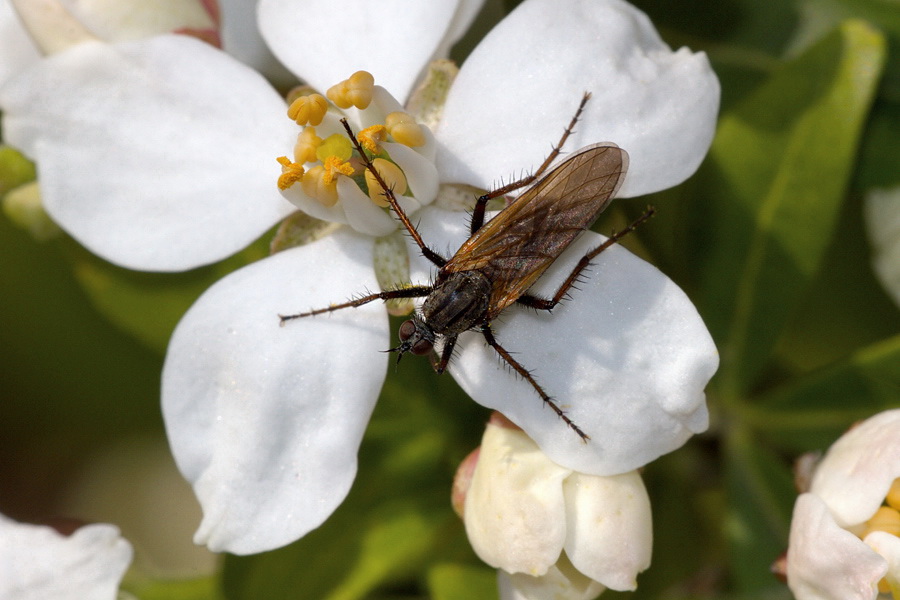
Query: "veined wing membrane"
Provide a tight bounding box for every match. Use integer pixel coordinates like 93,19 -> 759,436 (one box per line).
443,143 -> 628,317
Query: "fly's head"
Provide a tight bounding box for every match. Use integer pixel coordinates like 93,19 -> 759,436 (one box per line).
391,316 -> 436,362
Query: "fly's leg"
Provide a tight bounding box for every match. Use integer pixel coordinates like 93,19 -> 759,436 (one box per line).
480,323 -> 589,441
430,334 -> 458,374
279,285 -> 433,324
470,92 -> 592,234
517,206 -> 656,311
340,119 -> 447,269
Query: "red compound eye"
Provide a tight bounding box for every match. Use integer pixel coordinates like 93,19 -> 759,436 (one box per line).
398,319 -> 417,341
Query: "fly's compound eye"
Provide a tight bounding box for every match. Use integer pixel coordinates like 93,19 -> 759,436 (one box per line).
398,319 -> 433,355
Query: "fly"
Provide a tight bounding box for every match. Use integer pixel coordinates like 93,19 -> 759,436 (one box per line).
280,94 -> 654,440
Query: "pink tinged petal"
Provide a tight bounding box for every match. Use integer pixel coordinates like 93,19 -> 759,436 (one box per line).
809,409 -> 900,528
409,207 -> 718,476
434,0 -> 720,198
464,424 -> 572,576
0,514 -> 132,600
0,34 -> 297,271
162,229 -> 389,554
497,563 -> 606,600
563,470 -> 652,591
865,531 -> 900,594
49,0 -> 216,42
787,493 -> 887,600
257,0 -> 461,103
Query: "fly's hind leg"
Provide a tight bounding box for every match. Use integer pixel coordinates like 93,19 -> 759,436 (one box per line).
470,93 -> 592,234
516,206 -> 656,312
480,323 -> 589,441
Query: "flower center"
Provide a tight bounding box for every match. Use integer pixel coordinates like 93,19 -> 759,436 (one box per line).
275,71 -> 431,217
860,477 -> 900,594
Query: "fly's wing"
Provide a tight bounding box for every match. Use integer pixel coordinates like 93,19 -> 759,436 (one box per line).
442,144 -> 628,318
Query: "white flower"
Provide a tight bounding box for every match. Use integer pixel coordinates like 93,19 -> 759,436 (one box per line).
786,409 -> 900,600
456,415 -> 651,600
864,186 -> 900,308
0,512 -> 132,600
0,0 -> 720,554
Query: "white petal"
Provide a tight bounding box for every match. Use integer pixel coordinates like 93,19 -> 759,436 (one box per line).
162,229 -> 389,554
786,493 -> 887,600
338,177 -> 399,237
384,140 -> 440,206
258,0 -> 461,102
431,0 -> 488,60
409,207 -> 717,475
497,562 -> 606,600
464,424 -> 571,576
0,514 -> 132,600
0,1 -> 41,86
809,409 -> 900,528
563,470 -> 652,591
218,0 -> 296,87
0,35 -> 296,271
435,0 -> 719,198
9,0 -> 99,54
865,531 -> 900,594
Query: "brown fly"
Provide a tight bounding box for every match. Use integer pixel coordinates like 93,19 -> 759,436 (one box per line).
280,94 -> 654,440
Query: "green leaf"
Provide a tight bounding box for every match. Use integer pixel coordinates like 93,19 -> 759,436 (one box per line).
693,20 -> 886,397
773,187 -> 900,372
724,428 -> 796,594
427,563 -> 498,600
751,334 -> 900,452
123,576 -> 222,600
68,235 -> 270,354
0,144 -> 36,195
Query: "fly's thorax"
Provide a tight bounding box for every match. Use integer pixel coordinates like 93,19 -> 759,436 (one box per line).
422,270 -> 492,335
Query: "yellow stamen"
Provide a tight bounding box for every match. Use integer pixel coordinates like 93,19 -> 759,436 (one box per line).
287,93 -> 328,126
358,125 -> 387,153
322,155 -> 355,185
887,478 -> 900,510
276,156 -> 304,190
316,134 -> 353,163
326,70 -> 375,109
294,126 -> 323,164
364,158 -> 407,207
301,165 -> 338,207
864,506 -> 900,537
385,111 -> 425,147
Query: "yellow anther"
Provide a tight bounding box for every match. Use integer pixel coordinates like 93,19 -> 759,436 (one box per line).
385,111 -> 425,147
887,478 -> 900,510
864,506 -> 900,537
326,70 -> 375,109
358,125 -> 387,153
364,158 -> 407,207
276,156 -> 304,190
287,93 -> 328,126
294,126 -> 323,164
316,134 -> 353,163
322,155 -> 355,185
301,165 -> 338,207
